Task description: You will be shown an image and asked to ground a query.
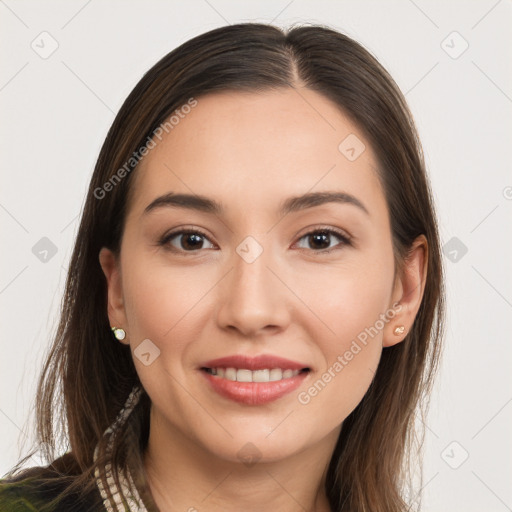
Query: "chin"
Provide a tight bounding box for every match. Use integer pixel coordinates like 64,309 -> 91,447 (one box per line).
197,427 -> 309,466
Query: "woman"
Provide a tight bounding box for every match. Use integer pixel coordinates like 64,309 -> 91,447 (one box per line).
0,22 -> 444,512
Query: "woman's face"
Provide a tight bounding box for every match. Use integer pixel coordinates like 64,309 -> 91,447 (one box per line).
101,88 -> 421,464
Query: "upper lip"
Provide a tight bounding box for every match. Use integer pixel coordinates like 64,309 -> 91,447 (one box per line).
200,354 -> 311,371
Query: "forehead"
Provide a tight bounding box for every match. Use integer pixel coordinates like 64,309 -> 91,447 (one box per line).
127,88 -> 384,219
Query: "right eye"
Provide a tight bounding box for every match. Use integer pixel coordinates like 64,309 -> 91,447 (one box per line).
159,229 -> 216,253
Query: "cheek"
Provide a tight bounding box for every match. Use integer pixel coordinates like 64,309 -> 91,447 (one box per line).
326,276 -> 392,349
121,251 -> 214,356
296,287 -> 387,424
297,247 -> 394,345
296,253 -> 394,410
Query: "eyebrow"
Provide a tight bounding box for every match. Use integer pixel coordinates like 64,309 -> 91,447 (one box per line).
142,191 -> 369,217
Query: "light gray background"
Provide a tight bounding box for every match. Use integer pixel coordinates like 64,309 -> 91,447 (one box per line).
1,1 -> 511,510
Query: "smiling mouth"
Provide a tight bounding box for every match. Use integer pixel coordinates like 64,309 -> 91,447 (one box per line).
201,367 -> 310,383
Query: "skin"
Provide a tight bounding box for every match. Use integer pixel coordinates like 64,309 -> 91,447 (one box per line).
100,88 -> 427,512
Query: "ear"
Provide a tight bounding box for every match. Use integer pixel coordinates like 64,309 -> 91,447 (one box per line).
99,247 -> 129,345
383,235 -> 428,347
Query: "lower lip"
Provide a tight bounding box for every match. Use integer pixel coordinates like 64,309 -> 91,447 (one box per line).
200,370 -> 309,405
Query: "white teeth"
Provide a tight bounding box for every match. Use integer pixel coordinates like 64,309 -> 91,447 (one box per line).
225,367 -> 237,381
208,367 -> 301,382
269,368 -> 283,381
236,369 -> 252,382
252,369 -> 270,382
282,369 -> 293,379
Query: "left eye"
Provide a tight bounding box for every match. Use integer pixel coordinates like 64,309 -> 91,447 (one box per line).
295,229 -> 350,252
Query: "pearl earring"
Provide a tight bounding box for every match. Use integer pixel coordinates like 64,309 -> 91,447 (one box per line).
393,325 -> 405,336
111,326 -> 126,340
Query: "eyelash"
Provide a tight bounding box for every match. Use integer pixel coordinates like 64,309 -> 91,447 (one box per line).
157,226 -> 352,256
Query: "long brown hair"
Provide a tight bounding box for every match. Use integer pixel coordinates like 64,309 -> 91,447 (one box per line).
4,22 -> 444,511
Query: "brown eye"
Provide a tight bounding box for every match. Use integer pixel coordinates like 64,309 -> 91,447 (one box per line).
307,232 -> 331,250
295,229 -> 351,253
160,230 -> 215,252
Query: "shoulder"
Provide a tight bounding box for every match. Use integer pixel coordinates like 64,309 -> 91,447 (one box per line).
0,453 -> 104,512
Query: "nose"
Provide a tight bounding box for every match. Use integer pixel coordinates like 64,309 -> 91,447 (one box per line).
215,241 -> 291,338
